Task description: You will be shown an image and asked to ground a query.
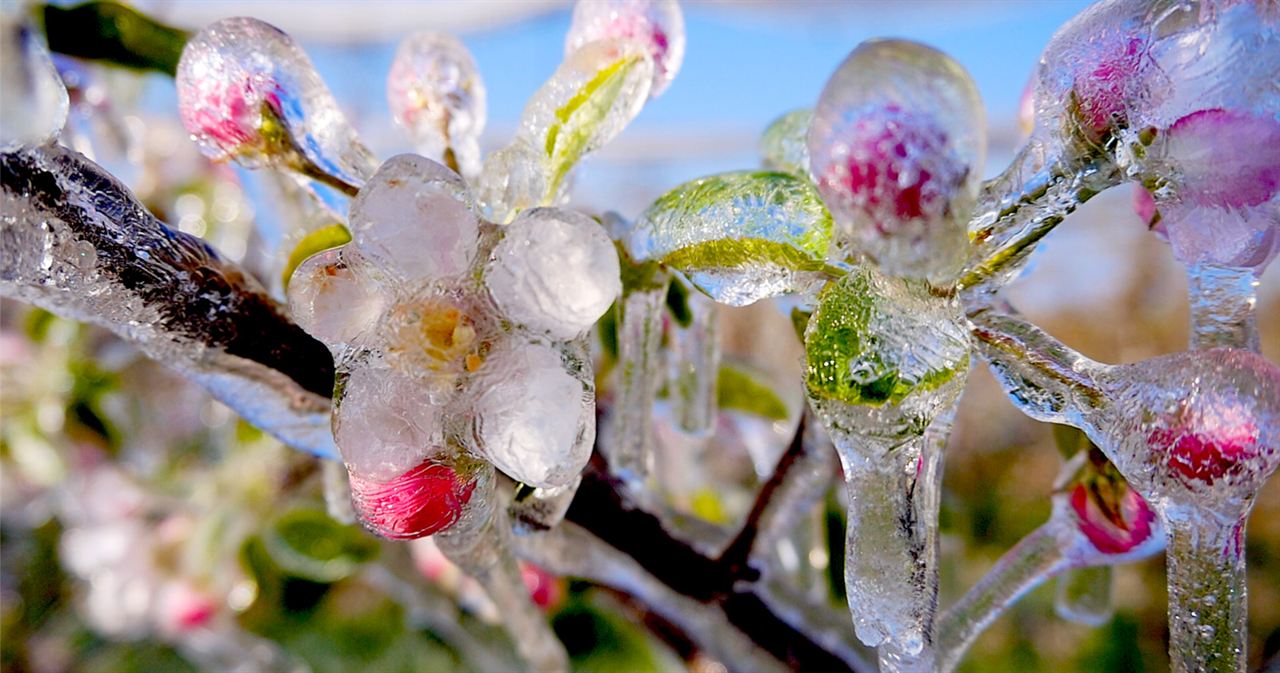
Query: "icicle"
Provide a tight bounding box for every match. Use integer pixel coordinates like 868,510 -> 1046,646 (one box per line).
435,468 -> 570,673
1187,263 -> 1261,352
1055,566 -> 1113,626
669,287 -> 721,436
607,283 -> 668,486
0,144 -> 337,458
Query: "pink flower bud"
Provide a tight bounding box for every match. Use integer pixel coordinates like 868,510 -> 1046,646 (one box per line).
177,68 -> 284,161
1151,420 -> 1260,486
1132,183 -> 1159,229
348,459 -> 476,540
1070,36 -> 1146,140
1069,481 -> 1156,555
158,582 -> 217,635
815,104 -> 966,236
520,562 -> 564,611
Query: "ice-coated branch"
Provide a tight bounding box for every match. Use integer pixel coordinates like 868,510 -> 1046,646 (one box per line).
0,143 -> 337,458
717,412 -> 837,581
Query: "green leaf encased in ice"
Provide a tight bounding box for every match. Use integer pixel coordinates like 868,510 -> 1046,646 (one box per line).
804,267 -> 966,406
281,223 -> 352,290
543,55 -> 645,200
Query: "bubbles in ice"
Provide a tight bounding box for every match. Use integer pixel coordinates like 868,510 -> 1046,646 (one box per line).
759,108 -> 813,176
1099,348 -> 1280,509
388,32 -> 486,179
0,15 -> 69,151
808,39 -> 984,283
804,265 -> 969,416
486,208 -> 622,340
176,17 -> 376,184
348,153 -> 479,281
565,0 -> 685,97
466,342 -> 593,489
628,170 -> 834,306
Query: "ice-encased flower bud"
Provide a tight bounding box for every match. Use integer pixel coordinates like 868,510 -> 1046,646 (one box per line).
1069,468 -> 1157,556
387,32 -> 487,178
1150,416 -> 1260,487
347,457 -> 477,540
176,17 -> 375,182
564,0 -> 685,97
808,39 -> 984,283
0,15 -> 69,151
1138,108 -> 1280,270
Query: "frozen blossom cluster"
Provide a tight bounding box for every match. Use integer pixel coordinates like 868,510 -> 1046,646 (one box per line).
1,0 -> 1278,672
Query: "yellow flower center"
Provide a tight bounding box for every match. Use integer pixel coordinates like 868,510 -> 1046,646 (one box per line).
387,296 -> 487,382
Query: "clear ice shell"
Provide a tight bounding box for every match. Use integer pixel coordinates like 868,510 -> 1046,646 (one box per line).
628,170 -> 834,306
0,15 -> 69,151
564,0 -> 685,97
482,39 -> 654,219
803,267 -> 969,655
808,39 -> 985,283
485,207 -> 621,340
607,285 -> 668,484
176,17 -> 377,184
0,144 -> 337,459
332,356 -> 448,482
759,108 -> 813,176
287,247 -> 387,347
387,32 -> 487,179
465,341 -> 595,489
348,154 -> 480,283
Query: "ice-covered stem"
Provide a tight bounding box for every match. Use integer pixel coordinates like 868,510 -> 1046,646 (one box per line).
966,305 -> 1105,423
1164,508 -> 1249,673
437,479 -> 570,673
717,413 -> 837,580
607,282 -> 668,487
935,526 -> 1068,673
957,141 -> 1121,292
40,1 -> 190,75
1188,263 -> 1260,352
0,144 -> 337,457
1055,565 -> 1113,626
670,289 -> 721,436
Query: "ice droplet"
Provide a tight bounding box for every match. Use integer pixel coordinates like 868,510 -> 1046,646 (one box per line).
564,0 -> 685,97
0,15 -> 69,151
808,39 -> 984,283
388,32 -> 486,179
759,108 -> 812,176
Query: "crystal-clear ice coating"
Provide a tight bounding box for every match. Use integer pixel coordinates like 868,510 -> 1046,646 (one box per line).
176,17 -> 377,188
628,170 -> 834,306
486,208 -> 622,339
0,15 -> 69,151
564,0 -> 685,97
388,32 -> 487,179
804,267 -> 969,657
0,144 -> 338,459
608,284 -> 667,485
759,108 -> 813,176
668,289 -> 721,436
288,154 -> 614,535
467,342 -> 593,489
1055,566 -> 1114,627
479,39 -> 655,222
808,39 -> 985,283
971,309 -> 1280,672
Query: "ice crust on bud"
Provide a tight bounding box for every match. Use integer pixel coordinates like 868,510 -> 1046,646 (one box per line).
808,39 -> 985,282
388,32 -> 487,178
565,0 -> 685,97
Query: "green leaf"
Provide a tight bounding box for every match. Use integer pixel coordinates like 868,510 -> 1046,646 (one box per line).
544,55 -> 645,200
40,2 -> 190,76
263,508 -> 379,583
717,365 -> 789,421
804,266 -> 968,406
631,171 -> 836,305
281,223 -> 352,290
